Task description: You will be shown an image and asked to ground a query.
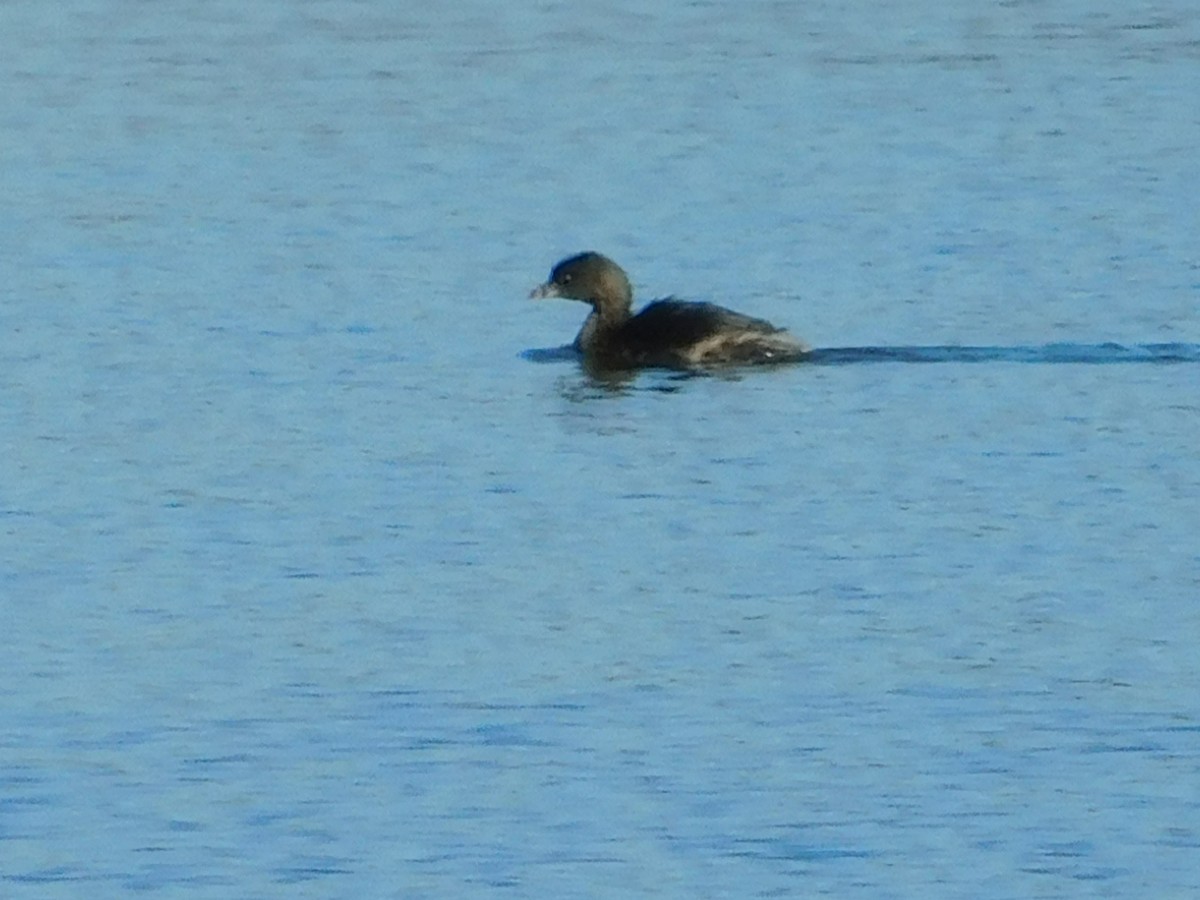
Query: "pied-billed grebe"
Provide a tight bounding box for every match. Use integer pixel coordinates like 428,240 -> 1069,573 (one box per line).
530,252 -> 808,369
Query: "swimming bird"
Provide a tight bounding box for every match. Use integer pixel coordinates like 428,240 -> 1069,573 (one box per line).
530,252 -> 808,370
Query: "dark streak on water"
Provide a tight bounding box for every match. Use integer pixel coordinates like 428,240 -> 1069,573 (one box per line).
804,342 -> 1200,365
524,343 -> 1200,367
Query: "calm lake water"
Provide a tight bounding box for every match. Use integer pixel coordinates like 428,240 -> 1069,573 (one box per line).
3,1 -> 1199,897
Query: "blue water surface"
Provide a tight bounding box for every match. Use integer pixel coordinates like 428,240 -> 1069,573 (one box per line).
2,1 -> 1199,898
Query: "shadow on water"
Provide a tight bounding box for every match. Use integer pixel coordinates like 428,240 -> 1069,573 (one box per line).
524,342 -> 1200,368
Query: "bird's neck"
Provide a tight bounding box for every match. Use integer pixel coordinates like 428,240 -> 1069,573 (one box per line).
574,301 -> 630,351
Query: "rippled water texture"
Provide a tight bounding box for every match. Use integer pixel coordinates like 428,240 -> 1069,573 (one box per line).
3,1 -> 1199,897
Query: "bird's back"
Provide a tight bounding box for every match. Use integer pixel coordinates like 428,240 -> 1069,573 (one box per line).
611,299 -> 807,367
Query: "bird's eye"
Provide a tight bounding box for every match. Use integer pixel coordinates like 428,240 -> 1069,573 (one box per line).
560,273 -> 572,284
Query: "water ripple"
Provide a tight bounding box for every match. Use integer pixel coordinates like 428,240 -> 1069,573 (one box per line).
804,342 -> 1200,365
524,342 -> 1200,368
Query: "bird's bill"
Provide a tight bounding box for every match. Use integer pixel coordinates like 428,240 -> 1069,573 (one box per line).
529,281 -> 563,300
